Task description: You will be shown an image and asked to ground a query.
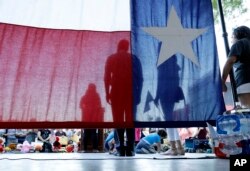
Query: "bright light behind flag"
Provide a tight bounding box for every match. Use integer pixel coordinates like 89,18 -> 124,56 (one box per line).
0,0 -> 130,31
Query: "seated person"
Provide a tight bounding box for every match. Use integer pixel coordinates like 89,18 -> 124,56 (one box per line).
37,129 -> 53,152
25,129 -> 38,144
104,130 -> 115,153
55,129 -> 67,137
0,129 -> 6,145
16,129 -> 28,144
4,129 -> 18,146
65,129 -> 74,139
193,127 -> 209,139
135,129 -> 167,154
178,127 -> 197,144
192,127 -> 211,152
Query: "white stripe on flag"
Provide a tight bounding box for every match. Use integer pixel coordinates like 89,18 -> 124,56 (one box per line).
0,0 -> 130,31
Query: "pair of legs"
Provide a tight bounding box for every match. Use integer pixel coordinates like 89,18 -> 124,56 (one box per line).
116,128 -> 135,156
83,129 -> 99,152
110,98 -> 134,156
163,128 -> 185,155
237,83 -> 250,108
238,93 -> 250,108
135,139 -> 156,154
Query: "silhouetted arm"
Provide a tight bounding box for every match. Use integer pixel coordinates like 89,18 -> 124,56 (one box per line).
221,56 -> 237,92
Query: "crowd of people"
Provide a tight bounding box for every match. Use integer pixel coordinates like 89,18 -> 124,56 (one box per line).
0,129 -> 81,152
0,127 -> 212,154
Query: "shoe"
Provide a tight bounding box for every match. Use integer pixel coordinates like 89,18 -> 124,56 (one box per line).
114,149 -> 125,156
126,151 -> 135,156
109,148 -> 117,155
114,152 -> 125,156
92,149 -> 99,153
161,148 -> 178,156
141,148 -> 150,154
177,148 -> 185,155
112,151 -> 119,156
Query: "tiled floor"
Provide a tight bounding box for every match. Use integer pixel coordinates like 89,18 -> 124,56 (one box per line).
0,153 -> 229,171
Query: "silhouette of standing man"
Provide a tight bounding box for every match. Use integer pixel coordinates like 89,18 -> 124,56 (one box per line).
104,39 -> 142,156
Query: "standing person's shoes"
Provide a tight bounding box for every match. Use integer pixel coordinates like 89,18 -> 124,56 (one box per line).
177,147 -> 185,155
92,149 -> 99,153
114,151 -> 125,156
114,147 -> 125,156
161,148 -> 178,155
126,150 -> 135,156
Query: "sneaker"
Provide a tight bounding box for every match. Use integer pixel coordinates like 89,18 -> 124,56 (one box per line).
109,148 -> 117,154
161,148 -> 178,156
113,151 -> 119,156
141,148 -> 150,154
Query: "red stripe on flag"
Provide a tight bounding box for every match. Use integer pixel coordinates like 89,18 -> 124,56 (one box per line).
0,23 -> 132,127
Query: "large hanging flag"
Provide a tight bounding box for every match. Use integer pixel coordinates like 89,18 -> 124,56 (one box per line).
131,0 -> 226,127
0,0 -> 225,128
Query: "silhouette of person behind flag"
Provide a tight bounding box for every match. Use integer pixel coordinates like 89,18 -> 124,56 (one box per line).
104,39 -> 143,156
154,56 -> 186,156
80,83 -> 104,122
104,40 -> 133,123
155,56 -> 184,121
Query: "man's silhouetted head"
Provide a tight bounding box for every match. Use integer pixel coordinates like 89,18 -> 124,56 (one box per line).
117,39 -> 129,52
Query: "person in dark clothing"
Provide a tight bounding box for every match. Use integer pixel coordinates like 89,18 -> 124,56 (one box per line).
25,129 -> 38,144
83,129 -> 99,152
55,129 -> 67,137
222,26 -> 250,108
80,83 -> 104,122
80,83 -> 104,152
104,39 -> 143,156
37,129 -> 52,152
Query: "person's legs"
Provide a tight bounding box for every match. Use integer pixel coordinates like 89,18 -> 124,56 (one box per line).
104,141 -> 110,151
135,140 -> 151,154
83,129 -> 90,151
91,129 -> 99,152
163,128 -> 178,155
163,128 -> 185,155
111,100 -> 124,122
125,128 -> 135,156
238,93 -> 250,108
176,139 -> 185,155
113,129 -> 120,152
172,128 -> 185,155
161,100 -> 175,121
116,128 -> 125,156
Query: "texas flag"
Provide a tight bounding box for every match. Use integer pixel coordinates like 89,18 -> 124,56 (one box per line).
0,0 -> 225,128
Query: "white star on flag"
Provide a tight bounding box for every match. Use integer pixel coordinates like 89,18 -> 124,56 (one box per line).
142,7 -> 207,67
